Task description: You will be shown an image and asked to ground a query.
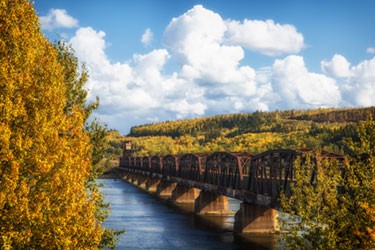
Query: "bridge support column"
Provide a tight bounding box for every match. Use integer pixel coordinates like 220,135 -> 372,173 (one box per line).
124,172 -> 135,183
122,172 -> 131,182
156,181 -> 177,199
171,184 -> 200,204
234,203 -> 279,234
194,190 -> 231,215
137,175 -> 148,189
145,178 -> 160,193
130,173 -> 139,185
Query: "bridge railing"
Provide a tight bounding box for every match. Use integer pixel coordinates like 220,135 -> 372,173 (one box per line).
247,149 -> 297,198
150,155 -> 163,177
179,153 -> 206,183
162,155 -> 179,180
204,152 -> 252,191
142,156 -> 151,173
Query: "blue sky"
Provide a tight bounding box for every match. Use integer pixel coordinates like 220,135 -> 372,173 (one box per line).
34,0 -> 375,134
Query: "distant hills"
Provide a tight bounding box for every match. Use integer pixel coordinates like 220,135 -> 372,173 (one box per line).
105,107 -> 375,158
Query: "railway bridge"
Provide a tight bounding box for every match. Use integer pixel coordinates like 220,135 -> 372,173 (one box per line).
118,141 -> 344,234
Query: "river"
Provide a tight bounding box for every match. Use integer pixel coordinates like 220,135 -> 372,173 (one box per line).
99,179 -> 278,250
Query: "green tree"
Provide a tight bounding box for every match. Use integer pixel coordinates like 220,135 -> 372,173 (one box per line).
280,120 -> 375,249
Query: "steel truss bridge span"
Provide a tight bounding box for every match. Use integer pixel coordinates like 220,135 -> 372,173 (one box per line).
119,148 -> 344,207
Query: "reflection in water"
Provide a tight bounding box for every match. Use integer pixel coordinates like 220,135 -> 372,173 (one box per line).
99,179 -> 277,250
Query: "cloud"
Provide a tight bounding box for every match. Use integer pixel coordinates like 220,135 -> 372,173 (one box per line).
272,55 -> 341,109
164,5 -> 260,95
40,9 -> 78,31
64,5 -> 373,134
69,26 -> 207,132
340,56 -> 375,106
70,27 -> 162,111
163,5 -> 275,114
321,54 -> 352,78
225,19 -> 304,56
70,27 -> 108,68
367,47 -> 375,54
69,6 -> 275,133
319,54 -> 375,107
141,28 -> 153,47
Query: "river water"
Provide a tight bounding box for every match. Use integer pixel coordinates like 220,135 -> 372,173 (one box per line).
99,179 -> 278,250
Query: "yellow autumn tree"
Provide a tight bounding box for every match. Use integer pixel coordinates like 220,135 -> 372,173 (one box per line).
0,0 -> 104,248
280,120 -> 375,249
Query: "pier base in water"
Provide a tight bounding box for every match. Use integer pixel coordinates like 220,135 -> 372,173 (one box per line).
171,184 -> 200,204
234,203 -> 279,234
137,175 -> 148,189
156,181 -> 177,199
145,178 -> 160,193
194,190 -> 232,215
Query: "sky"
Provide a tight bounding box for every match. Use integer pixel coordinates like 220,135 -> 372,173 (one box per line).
34,0 -> 375,134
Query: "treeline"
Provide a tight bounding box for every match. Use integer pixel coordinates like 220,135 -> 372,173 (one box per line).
129,107 -> 375,138
129,111 -> 283,138
291,106 -> 375,122
103,107 -> 375,157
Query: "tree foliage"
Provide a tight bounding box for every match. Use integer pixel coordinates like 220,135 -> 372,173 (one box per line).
55,40 -> 99,119
54,21 -> 122,250
129,107 -> 375,138
338,119 -> 375,248
0,0 -> 115,248
280,120 -> 375,249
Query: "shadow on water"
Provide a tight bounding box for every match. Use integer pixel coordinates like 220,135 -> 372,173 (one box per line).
99,179 -> 277,250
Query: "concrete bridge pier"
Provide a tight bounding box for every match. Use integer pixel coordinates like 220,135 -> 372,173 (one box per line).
137,174 -> 148,189
130,173 -> 139,185
194,190 -> 232,215
171,184 -> 200,204
122,172 -> 132,182
234,203 -> 279,234
156,181 -> 177,199
145,178 -> 160,193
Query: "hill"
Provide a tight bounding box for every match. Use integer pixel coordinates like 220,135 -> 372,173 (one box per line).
106,107 -> 375,157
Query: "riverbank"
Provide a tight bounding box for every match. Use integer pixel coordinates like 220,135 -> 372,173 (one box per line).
99,167 -> 123,179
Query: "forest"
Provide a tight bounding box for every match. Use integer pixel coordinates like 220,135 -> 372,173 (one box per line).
104,107 -> 375,157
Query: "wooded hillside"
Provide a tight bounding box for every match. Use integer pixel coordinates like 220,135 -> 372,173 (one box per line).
106,107 -> 375,157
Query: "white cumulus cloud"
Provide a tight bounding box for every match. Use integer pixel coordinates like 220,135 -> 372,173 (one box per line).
141,28 -> 153,47
225,19 -> 304,56
164,5 -> 281,119
70,27 -> 108,68
340,57 -> 375,106
321,54 -> 352,78
69,26 -> 208,132
40,9 -> 78,31
272,55 -> 341,109
367,47 -> 375,54
163,5 -> 264,106
319,54 -> 375,107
